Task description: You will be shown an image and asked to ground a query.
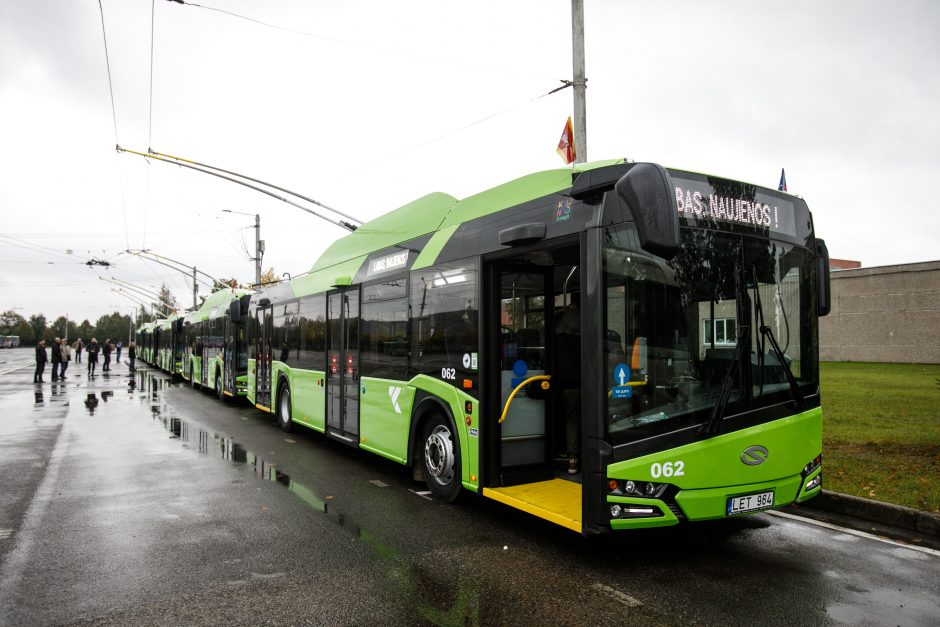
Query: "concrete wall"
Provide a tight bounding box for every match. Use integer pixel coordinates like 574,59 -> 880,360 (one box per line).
819,261 -> 940,363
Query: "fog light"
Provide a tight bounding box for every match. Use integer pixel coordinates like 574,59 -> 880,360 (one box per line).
610,504 -> 622,518
805,475 -> 822,491
645,482 -> 658,496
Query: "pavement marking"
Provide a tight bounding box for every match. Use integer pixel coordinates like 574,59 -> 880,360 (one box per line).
591,583 -> 643,608
409,489 -> 433,500
369,479 -> 389,488
0,361 -> 33,376
0,529 -> 12,540
284,438 -> 296,444
766,510 -> 940,557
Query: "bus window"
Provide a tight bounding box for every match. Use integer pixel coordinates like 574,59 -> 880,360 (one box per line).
361,277 -> 408,380
410,260 -> 479,391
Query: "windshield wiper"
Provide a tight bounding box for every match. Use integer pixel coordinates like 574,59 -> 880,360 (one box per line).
700,261 -> 750,437
752,267 -> 804,409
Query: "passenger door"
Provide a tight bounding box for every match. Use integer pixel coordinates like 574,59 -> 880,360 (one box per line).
255,305 -> 273,409
326,287 -> 360,444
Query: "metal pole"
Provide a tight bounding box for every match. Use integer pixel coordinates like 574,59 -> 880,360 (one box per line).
255,213 -> 262,288
192,266 -> 198,309
571,0 -> 587,164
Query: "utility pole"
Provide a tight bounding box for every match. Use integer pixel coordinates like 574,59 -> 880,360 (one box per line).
255,213 -> 263,288
571,0 -> 587,164
223,210 -> 263,287
192,266 -> 198,309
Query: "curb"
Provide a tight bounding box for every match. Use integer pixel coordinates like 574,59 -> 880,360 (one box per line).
785,490 -> 940,547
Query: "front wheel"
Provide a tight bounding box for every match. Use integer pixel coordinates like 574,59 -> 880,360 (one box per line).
421,414 -> 461,502
215,372 -> 225,401
277,385 -> 293,432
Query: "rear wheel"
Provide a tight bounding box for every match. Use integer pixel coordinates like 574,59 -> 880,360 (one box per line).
277,384 -> 293,432
421,413 -> 461,502
215,372 -> 225,401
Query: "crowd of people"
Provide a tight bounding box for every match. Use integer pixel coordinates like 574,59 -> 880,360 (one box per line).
33,337 -> 136,383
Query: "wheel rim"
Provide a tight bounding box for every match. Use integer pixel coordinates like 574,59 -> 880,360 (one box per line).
215,375 -> 221,395
280,391 -> 290,424
424,425 -> 455,486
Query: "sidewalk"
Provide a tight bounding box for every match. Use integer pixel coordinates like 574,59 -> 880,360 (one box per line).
785,490 -> 940,551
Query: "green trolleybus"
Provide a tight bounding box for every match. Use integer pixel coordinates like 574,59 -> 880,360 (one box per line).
227,160 -> 832,535
180,289 -> 253,399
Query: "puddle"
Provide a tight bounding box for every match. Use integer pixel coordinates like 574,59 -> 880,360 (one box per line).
136,368 -> 485,624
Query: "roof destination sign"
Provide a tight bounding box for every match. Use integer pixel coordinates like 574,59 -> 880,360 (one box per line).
366,250 -> 409,277
670,173 -> 798,238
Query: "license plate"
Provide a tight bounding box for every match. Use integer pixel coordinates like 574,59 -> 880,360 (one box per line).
726,490 -> 775,516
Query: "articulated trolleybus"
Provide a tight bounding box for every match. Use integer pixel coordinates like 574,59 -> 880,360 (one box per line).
159,159 -> 832,535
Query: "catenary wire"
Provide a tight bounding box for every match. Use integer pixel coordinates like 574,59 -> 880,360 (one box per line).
167,0 -> 557,82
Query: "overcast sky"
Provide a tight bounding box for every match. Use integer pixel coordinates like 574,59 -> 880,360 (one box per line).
1,0 -> 938,322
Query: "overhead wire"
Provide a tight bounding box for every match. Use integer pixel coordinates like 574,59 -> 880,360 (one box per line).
167,0 -> 557,82
335,81 -> 572,181
97,0 -> 131,251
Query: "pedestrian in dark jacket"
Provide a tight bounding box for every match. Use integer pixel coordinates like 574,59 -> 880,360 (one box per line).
102,338 -> 112,372
116,341 -> 122,364
128,340 -> 137,373
87,338 -> 100,376
74,338 -> 83,363
50,337 -> 62,381
34,340 -> 47,383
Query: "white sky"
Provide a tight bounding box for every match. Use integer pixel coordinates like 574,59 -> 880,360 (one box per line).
1,0 -> 938,321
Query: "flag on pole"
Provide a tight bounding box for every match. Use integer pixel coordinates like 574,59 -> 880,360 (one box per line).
778,168 -> 787,192
556,116 -> 576,165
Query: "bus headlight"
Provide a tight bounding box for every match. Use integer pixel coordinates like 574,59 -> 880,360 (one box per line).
802,454 -> 822,476
804,474 -> 822,492
608,480 -> 668,499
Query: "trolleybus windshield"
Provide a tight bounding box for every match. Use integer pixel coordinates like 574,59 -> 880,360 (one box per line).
603,223 -> 818,447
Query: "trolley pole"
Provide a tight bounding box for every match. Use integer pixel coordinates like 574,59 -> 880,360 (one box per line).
571,0 -> 587,164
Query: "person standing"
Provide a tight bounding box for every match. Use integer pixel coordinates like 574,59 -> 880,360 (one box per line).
74,338 -> 83,363
102,338 -> 112,372
60,339 -> 71,379
554,292 -> 582,475
87,337 -> 100,376
116,340 -> 122,364
50,337 -> 62,381
34,339 -> 47,383
128,340 -> 137,374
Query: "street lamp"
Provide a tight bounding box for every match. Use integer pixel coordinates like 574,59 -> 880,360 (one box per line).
222,210 -> 262,288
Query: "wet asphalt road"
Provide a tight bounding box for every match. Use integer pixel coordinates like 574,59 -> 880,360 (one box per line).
0,348 -> 938,626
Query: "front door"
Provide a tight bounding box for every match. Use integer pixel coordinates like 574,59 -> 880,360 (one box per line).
490,263 -> 553,485
255,306 -> 273,409
327,287 -> 360,443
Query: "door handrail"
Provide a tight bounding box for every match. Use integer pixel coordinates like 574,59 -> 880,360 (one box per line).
499,375 -> 551,424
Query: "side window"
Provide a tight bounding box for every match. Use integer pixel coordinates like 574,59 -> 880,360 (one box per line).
410,260 -> 479,392
275,301 -> 299,364
361,276 -> 408,380
298,295 -> 326,371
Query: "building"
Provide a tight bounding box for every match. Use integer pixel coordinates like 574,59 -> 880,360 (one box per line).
819,260 -> 940,363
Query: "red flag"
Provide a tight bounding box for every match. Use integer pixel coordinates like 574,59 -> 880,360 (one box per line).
556,116 -> 576,164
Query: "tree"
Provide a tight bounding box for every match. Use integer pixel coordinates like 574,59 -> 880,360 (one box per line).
259,267 -> 279,287
0,310 -> 33,344
50,316 -> 78,341
76,320 -> 95,343
28,314 -> 47,343
94,312 -> 133,345
153,283 -> 178,318
212,277 -> 242,292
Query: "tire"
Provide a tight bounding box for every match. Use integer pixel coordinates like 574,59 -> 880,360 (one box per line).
421,413 -> 462,502
277,384 -> 293,432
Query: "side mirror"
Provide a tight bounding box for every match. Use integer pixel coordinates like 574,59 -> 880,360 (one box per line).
614,163 -> 680,260
229,298 -> 242,323
815,238 -> 831,317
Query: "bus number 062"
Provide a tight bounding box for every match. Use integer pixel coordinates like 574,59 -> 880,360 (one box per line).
650,461 -> 684,478
441,367 -> 456,380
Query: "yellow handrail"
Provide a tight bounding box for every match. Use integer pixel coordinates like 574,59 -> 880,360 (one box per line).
499,375 -> 551,424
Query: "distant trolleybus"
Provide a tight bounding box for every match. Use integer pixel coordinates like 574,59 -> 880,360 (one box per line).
230,160 -> 830,535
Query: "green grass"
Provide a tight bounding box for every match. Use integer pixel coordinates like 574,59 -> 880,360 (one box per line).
821,362 -> 940,513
